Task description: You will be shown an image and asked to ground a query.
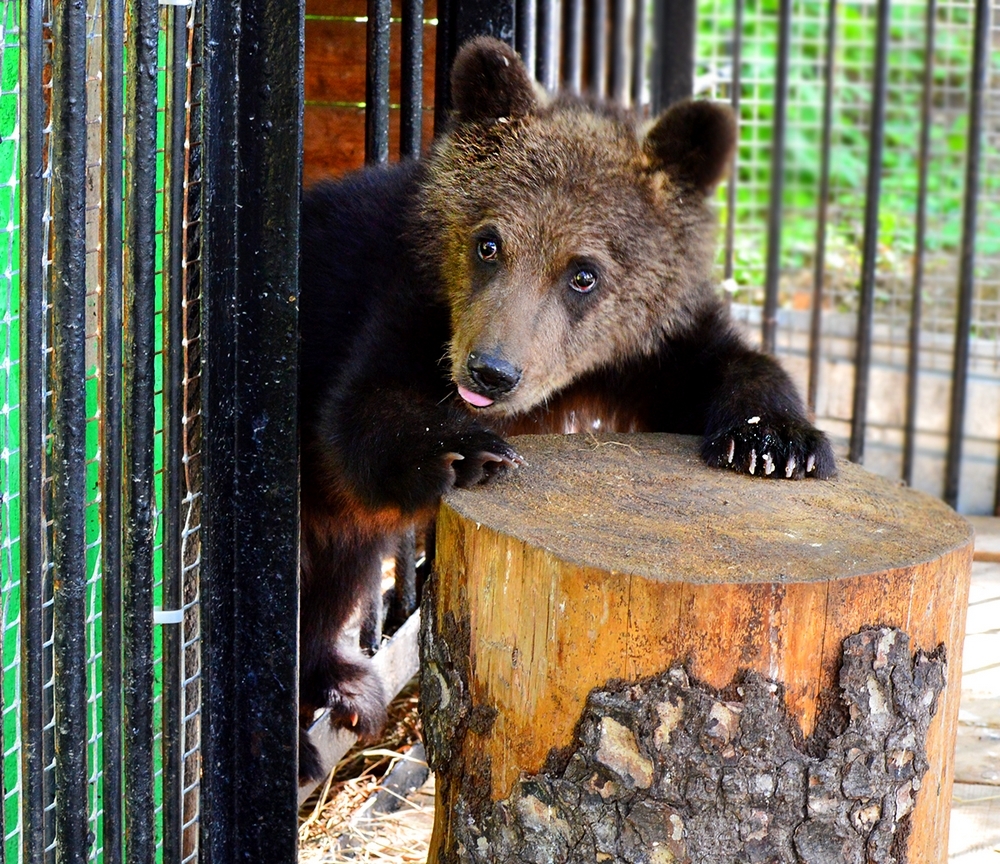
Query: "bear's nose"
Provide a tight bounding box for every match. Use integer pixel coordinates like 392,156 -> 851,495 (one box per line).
467,352 -> 522,396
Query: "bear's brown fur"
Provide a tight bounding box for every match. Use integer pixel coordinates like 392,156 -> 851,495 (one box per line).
296,37 -> 834,781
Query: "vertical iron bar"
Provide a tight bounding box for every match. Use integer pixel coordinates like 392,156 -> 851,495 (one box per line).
201,0 -> 304,857
231,0 -> 303,852
50,0 -> 90,854
537,0 -> 560,91
563,0 -> 583,93
807,0 -> 838,412
366,0 -> 391,164
946,0 -> 989,507
609,0 -> 627,102
101,0 -> 125,855
517,0 -> 537,76
651,0 -> 694,112
723,0 -> 743,280
18,0 -> 47,854
588,0 -> 607,96
122,0 -> 160,855
848,0 -> 891,463
630,0 -> 645,111
162,3 -> 190,861
400,0 -> 424,159
761,0 -> 791,353
902,0 -> 936,485
200,0 -> 241,852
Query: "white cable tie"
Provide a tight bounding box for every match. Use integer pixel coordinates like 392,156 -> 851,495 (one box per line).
153,608 -> 184,625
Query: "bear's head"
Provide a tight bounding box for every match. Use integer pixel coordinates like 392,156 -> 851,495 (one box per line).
420,37 -> 737,417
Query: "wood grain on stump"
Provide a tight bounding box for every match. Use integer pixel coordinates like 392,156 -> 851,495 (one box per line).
421,434 -> 973,864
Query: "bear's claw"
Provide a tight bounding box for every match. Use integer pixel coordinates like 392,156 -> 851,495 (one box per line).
702,419 -> 835,481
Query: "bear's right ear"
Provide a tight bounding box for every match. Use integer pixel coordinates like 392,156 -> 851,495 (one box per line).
643,100 -> 736,195
451,37 -> 537,124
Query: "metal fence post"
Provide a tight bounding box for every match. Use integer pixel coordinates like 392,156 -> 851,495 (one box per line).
200,0 -> 304,858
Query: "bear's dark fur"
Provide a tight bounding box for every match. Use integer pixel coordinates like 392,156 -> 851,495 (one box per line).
297,37 -> 835,781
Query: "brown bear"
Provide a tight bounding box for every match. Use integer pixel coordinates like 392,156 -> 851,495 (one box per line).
297,36 -> 834,781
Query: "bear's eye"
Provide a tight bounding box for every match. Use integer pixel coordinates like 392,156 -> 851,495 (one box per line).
571,268 -> 598,293
477,238 -> 500,262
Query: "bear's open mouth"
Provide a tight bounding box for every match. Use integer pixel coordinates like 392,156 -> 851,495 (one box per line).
457,385 -> 495,408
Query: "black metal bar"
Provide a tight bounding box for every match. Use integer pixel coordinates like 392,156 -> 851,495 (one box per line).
946,0 -> 989,508
366,0 -> 390,164
535,0 -> 562,93
902,0 -> 936,486
587,0 -> 607,97
807,0 -> 837,412
563,0 -> 583,93
50,0 -> 89,855
100,0 -> 125,855
630,0 -> 645,111
200,0 -> 242,854
609,0 -> 627,102
400,0 -> 424,159
761,0 -> 791,353
723,0 -> 743,280
201,0 -> 304,857
162,3 -> 190,861
122,0 -> 160,856
18,0 -> 48,856
651,0 -> 694,112
230,0 -> 303,853
848,0 -> 891,464
537,0 -> 560,91
517,0 -> 537,78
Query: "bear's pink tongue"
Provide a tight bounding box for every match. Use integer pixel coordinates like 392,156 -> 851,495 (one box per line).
458,386 -> 494,408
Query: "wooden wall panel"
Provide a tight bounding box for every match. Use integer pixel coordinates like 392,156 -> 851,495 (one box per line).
304,0 -> 438,180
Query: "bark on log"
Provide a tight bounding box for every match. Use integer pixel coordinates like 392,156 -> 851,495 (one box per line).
420,433 -> 973,864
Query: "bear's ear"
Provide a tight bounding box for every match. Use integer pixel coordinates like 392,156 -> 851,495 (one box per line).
642,100 -> 736,194
451,37 -> 537,124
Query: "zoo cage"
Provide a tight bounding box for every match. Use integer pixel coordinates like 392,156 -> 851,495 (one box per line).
0,0 -> 997,861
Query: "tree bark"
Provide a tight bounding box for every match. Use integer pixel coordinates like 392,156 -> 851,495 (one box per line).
421,433 -> 973,864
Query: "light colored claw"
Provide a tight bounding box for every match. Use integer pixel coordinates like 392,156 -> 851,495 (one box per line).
785,456 -> 796,478
763,453 -> 775,475
807,454 -> 816,474
349,712 -> 359,727
749,449 -> 757,475
747,416 -> 761,425
726,438 -> 735,464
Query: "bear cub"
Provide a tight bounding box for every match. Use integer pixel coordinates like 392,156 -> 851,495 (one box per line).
297,37 -> 835,781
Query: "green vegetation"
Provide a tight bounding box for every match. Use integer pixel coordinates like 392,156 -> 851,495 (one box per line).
698,0 -> 1000,321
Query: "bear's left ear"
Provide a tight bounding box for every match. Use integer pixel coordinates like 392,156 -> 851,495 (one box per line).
450,37 -> 537,124
642,100 -> 736,195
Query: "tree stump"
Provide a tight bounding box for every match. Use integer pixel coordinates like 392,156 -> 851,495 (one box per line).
420,434 -> 973,864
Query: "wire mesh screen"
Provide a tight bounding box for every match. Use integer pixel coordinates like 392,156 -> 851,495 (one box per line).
1,1 -> 19,857
0,0 -> 205,859
696,0 -> 1000,513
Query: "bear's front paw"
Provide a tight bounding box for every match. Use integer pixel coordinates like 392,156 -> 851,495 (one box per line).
442,430 -> 524,489
702,416 -> 836,480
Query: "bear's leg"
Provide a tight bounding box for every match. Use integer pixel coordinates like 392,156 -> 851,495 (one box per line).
358,572 -> 384,656
299,530 -> 389,780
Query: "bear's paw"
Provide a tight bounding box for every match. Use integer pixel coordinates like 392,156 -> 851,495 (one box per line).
442,430 -> 524,489
701,417 -> 836,480
321,658 -> 388,742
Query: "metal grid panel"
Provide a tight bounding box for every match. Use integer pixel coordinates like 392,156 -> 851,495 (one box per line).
0,0 -> 205,859
697,0 -> 998,364
0,2 -> 18,859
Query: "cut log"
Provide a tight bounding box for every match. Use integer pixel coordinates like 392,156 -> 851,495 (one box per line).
421,433 -> 973,864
